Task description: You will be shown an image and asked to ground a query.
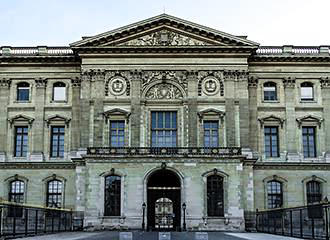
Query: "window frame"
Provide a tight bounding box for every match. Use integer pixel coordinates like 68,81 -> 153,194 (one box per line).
16,82 -> 30,102
52,82 -> 67,102
203,120 -> 219,148
104,175 -> 121,216
302,126 -> 317,158
264,126 -> 279,158
306,180 -> 322,204
300,82 -> 314,101
109,120 -> 125,147
206,174 -> 224,217
50,126 -> 65,158
46,179 -> 63,208
14,126 -> 29,157
267,180 -> 283,209
263,82 -> 277,101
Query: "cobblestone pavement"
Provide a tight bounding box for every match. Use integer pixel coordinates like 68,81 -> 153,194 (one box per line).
19,231 -> 301,240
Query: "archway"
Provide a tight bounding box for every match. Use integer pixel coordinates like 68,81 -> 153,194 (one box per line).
147,169 -> 181,231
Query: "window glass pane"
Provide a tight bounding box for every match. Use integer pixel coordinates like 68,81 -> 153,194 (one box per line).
301,87 -> 313,100
151,112 -> 177,147
110,121 -> 125,147
17,88 -> 29,101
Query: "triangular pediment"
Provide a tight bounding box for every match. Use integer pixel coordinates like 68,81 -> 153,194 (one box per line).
71,14 -> 258,47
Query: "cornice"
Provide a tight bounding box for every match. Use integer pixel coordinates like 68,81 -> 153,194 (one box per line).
254,162 -> 330,171
0,162 -> 75,169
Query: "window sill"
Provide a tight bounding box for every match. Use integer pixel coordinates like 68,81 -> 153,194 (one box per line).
262,100 -> 279,103
49,157 -> 65,161
300,100 -> 316,103
13,101 -> 31,103
50,100 -> 68,103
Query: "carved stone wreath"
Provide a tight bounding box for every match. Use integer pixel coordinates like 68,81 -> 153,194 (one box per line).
145,83 -> 183,99
201,77 -> 220,96
109,77 -> 127,96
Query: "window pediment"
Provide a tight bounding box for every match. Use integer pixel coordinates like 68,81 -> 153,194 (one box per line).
258,115 -> 285,128
8,114 -> 34,127
45,114 -> 71,127
103,108 -> 131,122
296,115 -> 323,128
198,108 -> 225,122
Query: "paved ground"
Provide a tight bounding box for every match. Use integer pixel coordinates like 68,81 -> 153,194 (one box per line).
18,231 -> 302,240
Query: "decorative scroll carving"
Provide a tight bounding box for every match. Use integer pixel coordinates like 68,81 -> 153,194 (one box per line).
223,70 -> 248,81
105,71 -> 130,96
248,76 -> 258,88
320,77 -> 330,89
119,30 -> 210,46
145,83 -> 183,99
283,77 -> 296,88
141,71 -> 187,92
35,78 -> 47,88
197,71 -> 224,96
0,78 -> 11,88
296,115 -> 323,128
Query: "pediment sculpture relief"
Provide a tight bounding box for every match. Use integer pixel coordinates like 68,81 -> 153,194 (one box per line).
145,83 -> 183,99
119,30 -> 211,46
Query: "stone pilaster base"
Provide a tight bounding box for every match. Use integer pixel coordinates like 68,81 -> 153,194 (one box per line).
30,152 -> 44,162
287,153 -> 300,162
0,152 -> 6,162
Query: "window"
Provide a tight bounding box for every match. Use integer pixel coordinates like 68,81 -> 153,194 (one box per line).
53,82 -> 66,101
264,82 -> 277,101
302,127 -> 316,158
8,180 -> 24,217
14,126 -> 28,157
110,121 -> 125,147
301,82 -> 314,101
50,126 -> 65,158
207,175 -> 224,217
104,175 -> 121,216
307,181 -> 322,204
204,121 -> 219,147
264,126 -> 279,157
267,181 -> 283,209
151,111 -> 177,147
46,180 -> 62,208
17,82 -> 30,101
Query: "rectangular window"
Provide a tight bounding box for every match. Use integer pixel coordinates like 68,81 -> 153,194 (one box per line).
50,126 -> 65,158
204,121 -> 219,147
302,127 -> 316,158
14,126 -> 28,157
151,111 -> 177,147
264,126 -> 279,157
110,121 -> 125,147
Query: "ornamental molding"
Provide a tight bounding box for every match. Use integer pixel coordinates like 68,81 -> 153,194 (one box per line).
0,78 -> 11,88
8,114 -> 34,127
103,108 -> 131,123
143,81 -> 185,100
296,115 -> 323,128
283,77 -> 296,88
258,115 -> 285,128
254,164 -> 330,171
223,70 -> 248,81
141,71 -> 187,92
82,69 -> 106,81
118,29 -> 211,46
105,71 -> 131,96
320,77 -> 330,89
44,114 -> 71,127
0,163 -> 75,169
35,78 -> 47,88
71,77 -> 81,88
248,76 -> 258,88
197,108 -> 225,122
197,71 -> 224,96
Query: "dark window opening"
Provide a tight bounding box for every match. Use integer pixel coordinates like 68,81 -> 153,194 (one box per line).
104,175 -> 121,216
264,126 -> 279,157
207,175 -> 224,217
14,126 -> 28,157
46,180 -> 62,208
267,180 -> 283,209
8,180 -> 24,217
302,127 -> 316,158
50,126 -> 65,158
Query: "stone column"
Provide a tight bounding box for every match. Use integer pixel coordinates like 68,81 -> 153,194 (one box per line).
70,78 -> 81,154
283,77 -> 299,161
238,72 -> 250,148
0,79 -> 11,161
248,76 -> 258,154
187,71 -> 198,147
130,70 -> 142,147
321,77 -> 330,161
31,78 -> 47,161
224,71 -> 236,147
80,72 -> 92,149
92,70 -> 105,147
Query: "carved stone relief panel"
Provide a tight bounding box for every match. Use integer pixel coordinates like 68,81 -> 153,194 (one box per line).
119,29 -> 211,46
198,71 -> 224,97
105,71 -> 131,97
145,83 -> 183,99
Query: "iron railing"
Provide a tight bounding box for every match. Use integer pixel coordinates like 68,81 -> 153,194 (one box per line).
256,203 -> 330,240
0,201 -> 83,239
87,147 -> 242,156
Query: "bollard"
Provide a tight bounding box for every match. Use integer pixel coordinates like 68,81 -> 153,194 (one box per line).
119,232 -> 133,240
195,232 -> 208,240
159,232 -> 171,240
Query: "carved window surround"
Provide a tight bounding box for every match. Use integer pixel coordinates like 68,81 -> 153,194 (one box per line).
103,108 -> 131,123
8,114 -> 34,128
197,108 -> 225,123
4,174 -> 29,203
258,115 -> 285,128
45,114 -> 71,127
296,115 -> 323,128
263,175 -> 288,209
42,174 -> 67,208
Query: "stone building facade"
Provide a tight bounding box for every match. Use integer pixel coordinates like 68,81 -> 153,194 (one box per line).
0,14 -> 330,231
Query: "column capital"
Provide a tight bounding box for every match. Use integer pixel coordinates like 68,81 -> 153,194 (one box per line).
320,77 -> 330,89
223,70 -> 248,81
248,76 -> 258,88
71,77 -> 82,88
283,77 -> 296,88
35,78 -> 47,88
0,78 -> 11,88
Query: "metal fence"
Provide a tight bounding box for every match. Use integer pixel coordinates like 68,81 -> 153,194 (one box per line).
256,203 -> 330,240
0,202 -> 83,239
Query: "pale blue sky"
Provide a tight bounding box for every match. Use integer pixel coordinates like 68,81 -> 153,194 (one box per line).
1,0 -> 329,46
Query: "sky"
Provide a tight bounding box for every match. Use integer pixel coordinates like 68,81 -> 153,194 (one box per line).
1,0 -> 330,46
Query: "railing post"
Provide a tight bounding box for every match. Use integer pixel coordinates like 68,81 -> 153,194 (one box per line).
255,209 -> 259,232
281,209 -> 284,235
70,210 -> 73,231
64,212 -> 67,231
25,208 -> 28,236
300,209 -> 303,238
290,210 -> 293,237
51,211 -> 54,233
312,210 -> 315,239
35,210 -> 38,235
13,206 -> 16,237
0,207 -> 2,238
325,206 -> 329,240
58,211 -> 61,232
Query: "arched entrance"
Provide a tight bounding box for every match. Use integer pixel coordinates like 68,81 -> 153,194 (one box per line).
147,169 -> 181,231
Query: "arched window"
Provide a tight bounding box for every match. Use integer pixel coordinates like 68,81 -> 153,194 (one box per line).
17,82 -> 30,101
46,180 -> 62,208
9,180 -> 25,217
264,82 -> 277,101
53,82 -> 66,101
267,180 -> 283,209
207,175 -> 224,217
306,180 -> 322,204
104,175 -> 121,216
301,82 -> 314,101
